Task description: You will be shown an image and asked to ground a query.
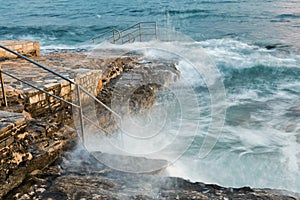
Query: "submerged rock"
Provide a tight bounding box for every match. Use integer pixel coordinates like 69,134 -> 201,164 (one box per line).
286,106 -> 300,117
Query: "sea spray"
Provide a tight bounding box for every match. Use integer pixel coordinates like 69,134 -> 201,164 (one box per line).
68,36 -> 300,192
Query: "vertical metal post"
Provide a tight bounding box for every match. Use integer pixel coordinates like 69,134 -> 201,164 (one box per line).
76,84 -> 85,145
155,22 -> 158,40
112,30 -> 115,44
0,65 -> 7,107
139,23 -> 142,42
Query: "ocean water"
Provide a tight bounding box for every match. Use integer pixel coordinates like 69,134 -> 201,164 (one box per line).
1,0 -> 300,193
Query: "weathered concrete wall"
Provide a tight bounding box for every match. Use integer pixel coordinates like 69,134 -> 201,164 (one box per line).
75,70 -> 102,104
23,70 -> 102,118
0,40 -> 40,59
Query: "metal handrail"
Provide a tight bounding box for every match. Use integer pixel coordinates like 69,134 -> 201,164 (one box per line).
0,44 -> 75,84
0,70 -> 80,108
121,32 -> 135,44
119,21 -> 156,33
0,68 -> 86,141
120,22 -> 157,44
0,44 -> 121,145
78,85 -> 121,118
92,22 -> 157,45
91,28 -> 121,44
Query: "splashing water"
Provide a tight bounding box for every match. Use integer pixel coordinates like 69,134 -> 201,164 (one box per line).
75,38 -> 300,193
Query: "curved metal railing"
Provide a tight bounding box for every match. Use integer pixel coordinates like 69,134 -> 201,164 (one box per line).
91,28 -> 121,44
92,22 -> 157,45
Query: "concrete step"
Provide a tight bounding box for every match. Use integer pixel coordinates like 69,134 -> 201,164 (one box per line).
0,40 -> 40,59
0,110 -> 26,149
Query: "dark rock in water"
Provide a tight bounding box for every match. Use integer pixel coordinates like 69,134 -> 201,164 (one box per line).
226,105 -> 251,126
264,44 -> 291,50
265,45 -> 279,50
286,106 -> 300,117
285,124 -> 297,133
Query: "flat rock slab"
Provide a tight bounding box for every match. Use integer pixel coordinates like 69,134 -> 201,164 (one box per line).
0,40 -> 40,59
0,52 -> 102,93
0,111 -> 25,143
91,151 -> 169,173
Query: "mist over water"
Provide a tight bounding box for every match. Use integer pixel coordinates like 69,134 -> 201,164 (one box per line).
1,0 -> 300,193
80,40 -> 300,193
169,40 -> 300,192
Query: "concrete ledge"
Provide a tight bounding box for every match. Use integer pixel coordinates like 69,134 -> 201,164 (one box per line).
0,40 -> 40,59
0,111 -> 26,149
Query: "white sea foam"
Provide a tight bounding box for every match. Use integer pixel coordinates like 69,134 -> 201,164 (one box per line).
196,38 -> 300,69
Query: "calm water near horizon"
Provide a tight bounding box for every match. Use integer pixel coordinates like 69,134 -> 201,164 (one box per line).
1,0 -> 300,193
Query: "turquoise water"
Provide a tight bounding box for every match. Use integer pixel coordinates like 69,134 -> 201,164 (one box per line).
1,0 -> 300,48
1,0 -> 300,193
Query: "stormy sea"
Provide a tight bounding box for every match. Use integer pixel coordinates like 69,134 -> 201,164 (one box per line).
1,0 -> 299,193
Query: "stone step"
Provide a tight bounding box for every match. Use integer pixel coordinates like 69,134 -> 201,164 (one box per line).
0,110 -> 26,149
0,40 -> 40,59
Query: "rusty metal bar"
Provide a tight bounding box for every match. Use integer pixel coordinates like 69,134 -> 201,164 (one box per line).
155,22 -> 158,40
139,23 -> 142,42
0,65 -> 7,107
78,85 -> 121,119
0,70 -> 80,108
0,44 -> 76,85
82,115 -> 109,135
91,28 -> 121,44
92,22 -> 157,44
113,31 -> 115,44
0,45 -> 123,148
76,84 -> 85,145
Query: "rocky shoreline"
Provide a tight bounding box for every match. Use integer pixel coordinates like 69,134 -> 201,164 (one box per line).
0,45 -> 299,199
4,145 -> 299,200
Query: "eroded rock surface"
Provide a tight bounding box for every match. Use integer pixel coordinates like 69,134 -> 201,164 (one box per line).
4,148 -> 298,200
0,114 -> 77,198
96,55 -> 180,133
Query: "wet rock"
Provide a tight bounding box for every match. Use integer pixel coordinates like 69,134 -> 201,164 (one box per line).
285,124 -> 297,132
286,106 -> 300,117
91,151 -> 168,174
0,118 -> 77,198
96,56 -> 180,133
4,148 -> 298,200
226,105 -> 251,126
129,83 -> 160,113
